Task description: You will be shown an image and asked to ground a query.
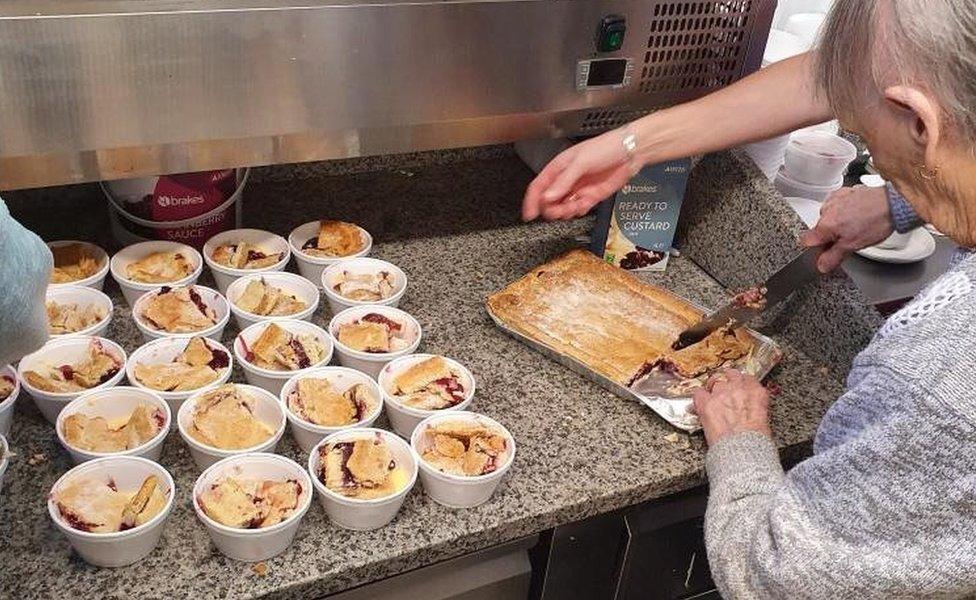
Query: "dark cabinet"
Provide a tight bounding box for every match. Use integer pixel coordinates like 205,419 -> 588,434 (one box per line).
532,487 -> 719,600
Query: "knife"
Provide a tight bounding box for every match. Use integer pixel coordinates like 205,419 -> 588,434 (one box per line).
671,246 -> 822,350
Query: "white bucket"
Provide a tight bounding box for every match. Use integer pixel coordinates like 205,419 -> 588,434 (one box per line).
103,169 -> 249,251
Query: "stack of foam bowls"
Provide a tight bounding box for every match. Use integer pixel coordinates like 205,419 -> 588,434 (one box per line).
56,387 -> 171,465
110,241 -> 204,307
288,221 -> 372,288
308,428 -> 418,530
131,285 -> 230,344
775,131 -> 857,201
0,365 -> 20,437
321,258 -> 408,317
411,412 -> 515,509
202,229 -> 291,295
234,320 -> 333,396
225,272 -> 320,330
45,285 -> 114,339
193,453 -> 312,561
178,384 -> 286,470
17,337 -> 127,424
279,367 -> 384,453
47,241 -> 111,291
125,337 -> 234,415
47,456 -> 176,567
329,306 -> 422,379
378,354 -> 476,439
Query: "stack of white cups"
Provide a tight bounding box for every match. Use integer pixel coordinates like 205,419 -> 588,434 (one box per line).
774,130 -> 857,201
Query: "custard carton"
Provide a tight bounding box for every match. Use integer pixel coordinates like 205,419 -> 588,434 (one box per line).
590,158 -> 691,271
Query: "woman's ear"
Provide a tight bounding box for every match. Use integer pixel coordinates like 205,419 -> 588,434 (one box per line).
883,85 -> 942,166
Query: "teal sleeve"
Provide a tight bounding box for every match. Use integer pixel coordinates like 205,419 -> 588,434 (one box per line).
0,198 -> 52,365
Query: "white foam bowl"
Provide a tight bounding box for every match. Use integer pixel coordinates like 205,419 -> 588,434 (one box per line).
328,305 -> 422,378
56,387 -> 171,465
110,241 -> 204,307
131,285 -> 230,344
202,228 -> 291,295
45,284 -> 114,338
125,336 -> 233,415
378,354 -> 476,439
193,452 -> 313,562
287,221 -> 372,288
233,319 -> 334,396
178,384 -> 286,470
774,167 -> 843,202
321,257 -> 408,317
0,435 -> 9,493
17,337 -> 127,424
307,428 -> 418,530
411,412 -> 516,509
279,367 -> 383,454
47,240 -> 111,291
225,271 -> 321,330
47,456 -> 176,567
0,364 -> 21,437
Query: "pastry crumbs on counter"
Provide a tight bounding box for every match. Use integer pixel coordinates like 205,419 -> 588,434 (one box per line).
251,562 -> 269,577
28,452 -> 47,466
663,433 -> 692,449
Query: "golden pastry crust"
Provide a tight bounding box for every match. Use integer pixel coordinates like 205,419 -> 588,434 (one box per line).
486,250 -> 754,384
234,279 -> 306,316
54,475 -> 167,533
212,243 -> 284,270
302,221 -> 364,258
393,357 -> 453,394
125,251 -> 193,284
47,300 -> 107,335
63,405 -> 162,453
188,384 -> 275,449
50,244 -> 101,284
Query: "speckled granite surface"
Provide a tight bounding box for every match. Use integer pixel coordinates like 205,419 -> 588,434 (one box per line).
1,150 -> 856,599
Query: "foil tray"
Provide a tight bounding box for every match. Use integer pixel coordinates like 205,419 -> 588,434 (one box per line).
486,297 -> 782,433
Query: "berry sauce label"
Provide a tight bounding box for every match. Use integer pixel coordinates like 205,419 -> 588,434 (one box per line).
590,158 -> 691,272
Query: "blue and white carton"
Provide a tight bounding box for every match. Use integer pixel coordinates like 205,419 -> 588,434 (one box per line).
590,158 -> 691,271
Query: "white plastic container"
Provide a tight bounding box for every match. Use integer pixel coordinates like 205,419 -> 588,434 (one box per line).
47,241 -> 111,291
411,412 -> 515,509
288,220 -> 372,288
783,130 -> 857,186
193,453 -> 313,562
321,257 -> 408,317
225,271 -> 320,330
178,384 -> 286,470
47,456 -> 175,567
125,336 -> 234,415
774,167 -> 843,202
783,12 -> 826,48
131,285 -> 230,344
307,428 -> 418,530
0,434 -> 9,493
56,387 -> 171,465
328,305 -> 422,378
279,367 -> 383,454
110,241 -> 204,307
202,228 -> 291,295
234,319 -> 333,396
45,285 -> 114,338
378,354 -> 476,439
18,337 -> 127,424
0,365 -> 20,437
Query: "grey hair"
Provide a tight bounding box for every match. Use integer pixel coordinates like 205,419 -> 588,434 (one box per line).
816,0 -> 976,141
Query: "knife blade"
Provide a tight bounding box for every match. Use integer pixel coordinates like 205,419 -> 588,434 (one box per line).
671,246 -> 822,350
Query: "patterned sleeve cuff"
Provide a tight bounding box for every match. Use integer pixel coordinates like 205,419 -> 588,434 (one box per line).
886,183 -> 924,233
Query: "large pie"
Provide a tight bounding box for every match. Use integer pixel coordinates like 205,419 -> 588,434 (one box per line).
486,250 -> 754,385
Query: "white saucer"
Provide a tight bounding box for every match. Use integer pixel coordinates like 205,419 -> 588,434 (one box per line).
855,228 -> 936,264
784,196 -> 937,264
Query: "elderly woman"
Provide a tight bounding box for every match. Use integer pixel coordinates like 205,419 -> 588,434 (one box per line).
525,2 -> 976,598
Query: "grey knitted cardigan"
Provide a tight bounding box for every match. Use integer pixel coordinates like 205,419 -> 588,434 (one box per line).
705,250 -> 976,599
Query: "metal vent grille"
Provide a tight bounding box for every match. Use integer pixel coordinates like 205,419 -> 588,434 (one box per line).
579,108 -> 653,132
641,0 -> 756,94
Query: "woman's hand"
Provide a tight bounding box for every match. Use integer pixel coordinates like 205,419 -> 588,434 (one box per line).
522,129 -> 638,221
691,369 -> 771,446
799,185 -> 893,273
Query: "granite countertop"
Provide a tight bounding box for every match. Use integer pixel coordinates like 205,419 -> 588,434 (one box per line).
0,149 -> 848,599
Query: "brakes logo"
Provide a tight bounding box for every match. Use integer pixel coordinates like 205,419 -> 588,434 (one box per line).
621,183 -> 659,194
157,194 -> 206,208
